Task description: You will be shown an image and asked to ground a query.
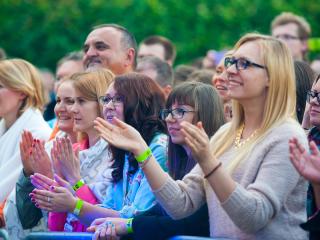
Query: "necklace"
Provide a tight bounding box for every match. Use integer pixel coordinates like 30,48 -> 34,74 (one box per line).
234,123 -> 258,148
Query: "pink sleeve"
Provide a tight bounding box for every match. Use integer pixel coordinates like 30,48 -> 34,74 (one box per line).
75,185 -> 99,204
48,212 -> 67,231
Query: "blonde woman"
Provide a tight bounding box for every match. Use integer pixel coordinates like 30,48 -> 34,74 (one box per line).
0,59 -> 51,206
94,33 -> 308,239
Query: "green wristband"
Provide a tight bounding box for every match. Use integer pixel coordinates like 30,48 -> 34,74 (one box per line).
73,179 -> 85,191
135,147 -> 152,163
126,218 -> 133,234
73,198 -> 84,216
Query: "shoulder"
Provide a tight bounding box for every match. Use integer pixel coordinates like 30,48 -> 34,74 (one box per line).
150,133 -> 168,149
267,119 -> 307,144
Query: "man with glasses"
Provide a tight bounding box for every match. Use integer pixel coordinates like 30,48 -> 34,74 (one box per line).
271,12 -> 311,61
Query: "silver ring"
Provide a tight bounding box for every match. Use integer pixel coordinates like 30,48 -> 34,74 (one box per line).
47,196 -> 51,203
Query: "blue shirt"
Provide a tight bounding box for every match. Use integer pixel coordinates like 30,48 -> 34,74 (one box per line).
102,133 -> 168,218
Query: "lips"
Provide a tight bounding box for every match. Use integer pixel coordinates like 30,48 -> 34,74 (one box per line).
168,127 -> 180,135
228,79 -> 243,87
216,85 -> 228,91
58,114 -> 72,120
86,57 -> 102,68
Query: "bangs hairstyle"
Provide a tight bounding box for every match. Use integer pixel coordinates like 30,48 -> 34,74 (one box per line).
166,81 -> 224,137
111,72 -> 167,182
167,81 -> 225,180
71,69 -> 114,116
210,33 -> 297,173
0,59 -> 45,115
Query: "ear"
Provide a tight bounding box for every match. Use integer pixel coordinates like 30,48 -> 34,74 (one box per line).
19,92 -> 27,100
301,39 -> 308,55
124,48 -> 136,68
163,85 -> 172,98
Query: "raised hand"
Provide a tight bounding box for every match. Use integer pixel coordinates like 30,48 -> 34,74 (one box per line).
289,137 -> 320,184
94,117 -> 147,156
31,139 -> 53,178
180,121 -> 213,165
51,137 -> 81,185
19,130 -> 35,176
30,185 -> 76,213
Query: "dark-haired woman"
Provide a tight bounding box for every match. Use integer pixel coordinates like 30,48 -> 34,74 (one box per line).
31,73 -> 168,226
89,81 -> 225,239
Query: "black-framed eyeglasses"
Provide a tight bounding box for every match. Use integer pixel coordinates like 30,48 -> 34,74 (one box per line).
160,108 -> 195,120
274,34 -> 300,41
99,95 -> 124,106
307,90 -> 320,104
224,57 -> 266,71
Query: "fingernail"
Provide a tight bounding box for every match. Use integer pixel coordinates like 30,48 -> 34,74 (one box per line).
31,198 -> 35,202
29,193 -> 34,197
50,186 -> 55,190
35,203 -> 39,207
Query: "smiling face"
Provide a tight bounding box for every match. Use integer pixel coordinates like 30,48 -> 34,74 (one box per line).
83,27 -> 129,75
71,88 -> 100,133
54,81 -> 75,133
165,102 -> 195,146
102,83 -> 125,123
212,58 -> 230,103
226,41 -> 269,104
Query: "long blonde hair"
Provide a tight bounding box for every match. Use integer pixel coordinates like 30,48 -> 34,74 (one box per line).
210,33 -> 296,173
0,59 -> 45,115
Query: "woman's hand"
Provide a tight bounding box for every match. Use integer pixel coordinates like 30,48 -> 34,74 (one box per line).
289,137 -> 320,185
94,117 -> 148,156
31,139 -> 53,178
31,173 -> 57,191
30,185 -> 76,213
19,130 -> 35,176
181,121 -> 215,167
30,173 -> 73,193
88,217 -> 126,240
51,137 -> 81,185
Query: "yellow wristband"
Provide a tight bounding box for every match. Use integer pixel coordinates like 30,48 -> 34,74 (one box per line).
135,148 -> 152,163
126,218 -> 133,234
73,179 -> 85,191
73,198 -> 84,216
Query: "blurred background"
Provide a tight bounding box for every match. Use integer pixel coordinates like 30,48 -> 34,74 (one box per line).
0,0 -> 319,70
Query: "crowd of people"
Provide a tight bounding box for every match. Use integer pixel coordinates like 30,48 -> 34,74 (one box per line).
0,11 -> 320,240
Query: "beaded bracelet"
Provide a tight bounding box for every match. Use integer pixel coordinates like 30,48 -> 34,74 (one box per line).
204,162 -> 222,179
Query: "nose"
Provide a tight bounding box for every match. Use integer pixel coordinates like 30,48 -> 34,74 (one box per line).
226,62 -> 237,74
165,113 -> 175,123
71,103 -> 79,114
105,99 -> 115,109
310,96 -> 319,106
85,45 -> 98,57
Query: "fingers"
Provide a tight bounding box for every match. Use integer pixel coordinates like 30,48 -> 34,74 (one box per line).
94,117 -> 112,130
112,117 -> 128,129
54,174 -> 70,189
90,218 -> 108,227
31,175 -> 53,190
310,141 -> 320,156
33,173 -> 56,186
